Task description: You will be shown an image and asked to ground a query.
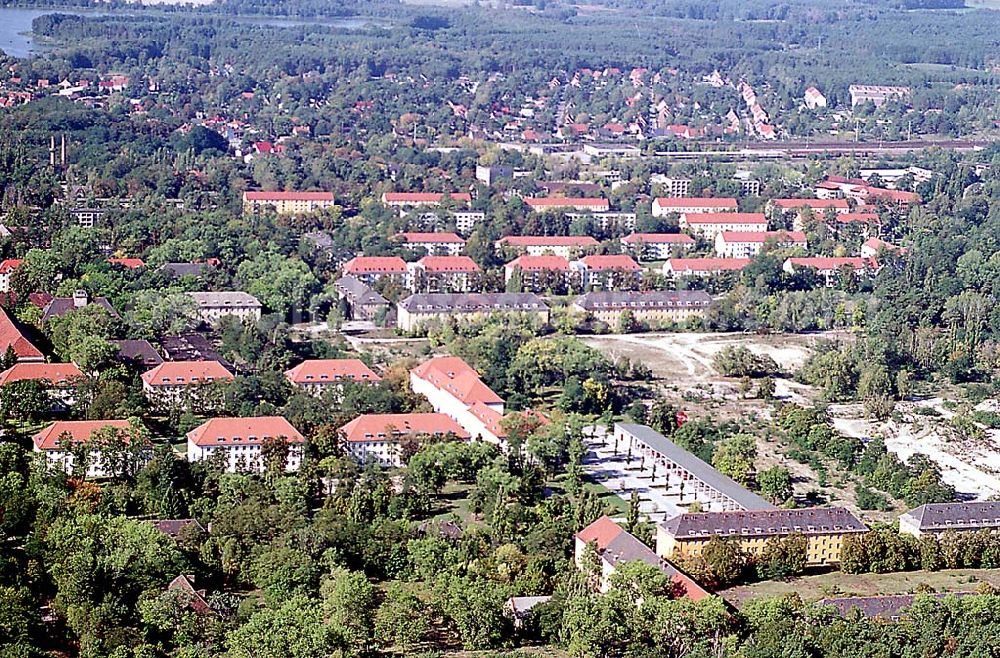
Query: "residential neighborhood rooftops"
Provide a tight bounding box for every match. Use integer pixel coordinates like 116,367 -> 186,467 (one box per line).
33,419 -> 136,450
186,416 -> 304,447
110,339 -> 163,366
342,256 -> 408,274
682,212 -> 767,225
505,255 -> 570,271
0,307 -> 43,361
497,235 -> 600,248
244,191 -> 335,201
414,255 -> 482,272
621,232 -> 695,244
382,192 -> 473,203
141,360 -> 234,386
900,502 -> 1000,532
819,593 -> 976,619
0,362 -> 83,386
655,197 -> 738,209
524,197 -> 610,210
412,356 -> 503,406
284,359 -> 381,385
579,254 -> 642,271
661,507 -> 868,539
339,413 -> 470,443
771,198 -> 850,210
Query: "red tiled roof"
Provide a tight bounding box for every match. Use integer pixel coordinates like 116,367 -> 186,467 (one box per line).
339,412 -> 470,443
667,258 -> 752,273
505,255 -> 570,272
580,254 -> 642,271
394,232 -> 466,244
576,515 -> 624,549
107,258 -> 145,269
468,401 -> 505,436
771,198 -> 849,209
284,359 -> 380,385
33,419 -> 135,450
187,416 -> 304,447
383,192 -> 472,203
0,258 -> 22,274
719,230 -> 807,244
244,191 -> 334,201
0,362 -> 83,386
0,307 -> 43,360
655,197 -> 738,209
498,235 -> 599,247
863,238 -> 906,254
860,187 -> 921,204
411,356 -> 503,406
342,256 -> 407,274
524,197 -> 610,210
415,256 -> 481,273
682,212 -> 767,225
141,360 -> 234,386
621,233 -> 695,244
836,212 -> 881,224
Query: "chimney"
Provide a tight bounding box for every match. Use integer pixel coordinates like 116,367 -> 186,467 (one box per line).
72,289 -> 89,308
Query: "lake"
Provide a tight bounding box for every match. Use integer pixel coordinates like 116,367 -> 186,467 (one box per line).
0,7 -> 388,58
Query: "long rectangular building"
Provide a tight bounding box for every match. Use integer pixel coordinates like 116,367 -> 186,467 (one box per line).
657,507 -> 868,566
898,502 -> 1000,538
397,293 -> 549,332
613,423 -> 776,512
242,191 -> 336,215
572,291 -> 712,329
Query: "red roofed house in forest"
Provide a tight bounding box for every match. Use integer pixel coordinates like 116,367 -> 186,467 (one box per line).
341,256 -> 409,287
284,358 -> 381,398
408,255 -> 481,293
141,360 -> 234,410
0,307 -> 43,362
504,254 -> 572,291
0,362 -> 84,403
186,416 -> 305,473
33,420 -> 150,478
652,197 -> 738,217
575,516 -> 710,599
339,412 -> 469,467
410,356 -> 509,446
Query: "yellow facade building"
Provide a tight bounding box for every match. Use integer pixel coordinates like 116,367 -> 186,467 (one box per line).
657,508 -> 868,567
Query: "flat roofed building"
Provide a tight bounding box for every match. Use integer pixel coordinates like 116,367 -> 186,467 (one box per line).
33,419 -> 149,478
187,292 -> 262,324
899,502 -> 1000,538
653,197 -> 738,218
339,412 -> 469,467
242,191 -> 336,215
657,507 -> 867,566
613,423 -> 776,512
284,359 -> 380,397
572,290 -> 711,329
397,292 -> 550,332
187,416 -> 304,473
575,516 -> 710,598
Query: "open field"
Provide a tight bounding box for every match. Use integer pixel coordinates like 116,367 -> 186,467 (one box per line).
722,568 -> 1000,607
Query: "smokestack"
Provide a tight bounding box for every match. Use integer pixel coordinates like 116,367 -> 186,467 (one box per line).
72,289 -> 88,308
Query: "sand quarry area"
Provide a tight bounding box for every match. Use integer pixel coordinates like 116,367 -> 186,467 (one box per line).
583,331 -> 1000,505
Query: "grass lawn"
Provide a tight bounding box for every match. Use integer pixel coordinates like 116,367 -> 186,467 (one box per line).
721,568 -> 1000,607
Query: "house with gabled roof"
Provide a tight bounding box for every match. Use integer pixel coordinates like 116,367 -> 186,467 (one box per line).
410,356 -> 508,445
141,360 -> 234,410
33,419 -> 150,478
186,416 -> 304,472
0,307 -> 44,362
339,412 -> 469,467
284,358 -> 380,397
